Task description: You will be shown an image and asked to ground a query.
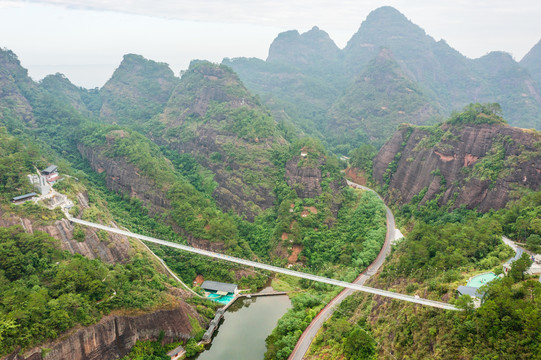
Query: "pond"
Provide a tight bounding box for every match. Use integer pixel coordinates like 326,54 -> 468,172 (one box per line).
195,293 -> 291,360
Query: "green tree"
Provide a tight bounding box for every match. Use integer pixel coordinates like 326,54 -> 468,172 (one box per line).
343,327 -> 376,359
509,253 -> 532,282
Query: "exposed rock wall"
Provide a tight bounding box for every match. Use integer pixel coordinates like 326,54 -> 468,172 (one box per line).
373,123 -> 541,211
78,144 -> 170,211
285,156 -> 324,198
162,126 -> 278,220
4,303 -> 200,360
0,208 -> 131,264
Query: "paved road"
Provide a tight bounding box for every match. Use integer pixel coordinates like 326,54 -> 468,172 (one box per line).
288,181 -> 397,360
502,236 -> 524,263
69,216 -> 458,311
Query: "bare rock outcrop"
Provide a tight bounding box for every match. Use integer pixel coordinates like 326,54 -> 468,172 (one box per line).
78,144 -> 170,212
0,208 -> 131,264
4,303 -> 201,360
373,123 -> 541,211
285,156 -> 324,199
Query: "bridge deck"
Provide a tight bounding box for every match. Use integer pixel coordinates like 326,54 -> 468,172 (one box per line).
69,217 -> 459,311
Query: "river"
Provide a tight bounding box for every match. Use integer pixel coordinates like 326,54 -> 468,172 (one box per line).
195,294 -> 291,360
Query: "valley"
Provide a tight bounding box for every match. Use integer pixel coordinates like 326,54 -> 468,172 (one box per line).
1,5 -> 540,360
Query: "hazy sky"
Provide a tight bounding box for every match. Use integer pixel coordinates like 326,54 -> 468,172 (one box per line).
1,0 -> 540,88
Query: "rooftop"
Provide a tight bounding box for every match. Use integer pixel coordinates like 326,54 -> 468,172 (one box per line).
42,165 -> 58,174
201,280 -> 238,294
457,285 -> 485,299
12,192 -> 37,201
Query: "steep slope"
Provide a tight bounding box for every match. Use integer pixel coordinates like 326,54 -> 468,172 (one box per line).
521,38 -> 541,87
40,73 -> 101,119
223,27 -> 346,140
343,6 -> 541,129
154,61 -> 288,220
473,52 -> 541,129
99,54 -> 178,126
78,126 -> 241,250
227,6 -> 541,148
267,26 -> 343,84
0,48 -> 36,128
326,48 -> 441,149
372,104 -> 541,212
0,128 -> 211,360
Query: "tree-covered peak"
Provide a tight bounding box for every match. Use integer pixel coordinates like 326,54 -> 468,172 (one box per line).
446,103 -> 507,126
109,53 -> 175,82
347,6 -> 428,47
0,47 -> 30,81
187,60 -> 239,79
99,53 -> 178,125
266,26 -> 340,67
521,38 -> 541,65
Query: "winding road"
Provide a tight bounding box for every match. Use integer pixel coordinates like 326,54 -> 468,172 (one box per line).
288,180 -> 398,360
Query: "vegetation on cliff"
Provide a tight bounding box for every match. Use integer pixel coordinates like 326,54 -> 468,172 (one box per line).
0,226 -> 186,356
373,104 -> 541,213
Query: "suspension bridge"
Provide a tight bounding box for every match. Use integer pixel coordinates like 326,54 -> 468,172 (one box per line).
68,216 -> 459,311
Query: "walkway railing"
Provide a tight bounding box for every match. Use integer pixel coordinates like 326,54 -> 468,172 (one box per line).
68,216 -> 459,311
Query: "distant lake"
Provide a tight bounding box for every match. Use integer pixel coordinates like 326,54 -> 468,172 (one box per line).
195,294 -> 291,360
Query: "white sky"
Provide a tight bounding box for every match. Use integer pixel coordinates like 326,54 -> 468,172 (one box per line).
0,0 -> 540,88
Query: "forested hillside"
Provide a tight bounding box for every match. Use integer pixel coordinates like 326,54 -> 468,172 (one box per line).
2,7 -> 541,358
226,6 -> 541,153
0,45 -> 393,360
306,188 -> 541,359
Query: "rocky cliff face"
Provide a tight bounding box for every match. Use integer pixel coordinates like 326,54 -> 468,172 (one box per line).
78,143 -> 170,212
285,151 -> 347,217
4,302 -> 201,360
285,156 -> 324,199
0,207 -> 131,264
373,123 -> 541,211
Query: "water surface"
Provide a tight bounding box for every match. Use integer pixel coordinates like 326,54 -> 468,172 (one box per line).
195,294 -> 291,360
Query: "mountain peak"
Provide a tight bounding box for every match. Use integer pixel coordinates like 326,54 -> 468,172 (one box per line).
367,6 -> 408,20
266,26 -> 339,67
99,53 -> 177,124
520,38 -> 541,85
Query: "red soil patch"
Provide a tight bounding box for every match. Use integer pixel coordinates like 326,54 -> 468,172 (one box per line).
204,224 -> 211,231
304,206 -> 318,214
287,245 -> 303,264
281,232 -> 289,240
464,153 -> 479,167
345,168 -> 367,185
434,150 -> 455,162
194,274 -> 204,285
301,211 -> 309,217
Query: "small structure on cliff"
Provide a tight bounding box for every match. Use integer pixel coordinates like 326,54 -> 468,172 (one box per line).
11,192 -> 37,203
41,164 -> 57,176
